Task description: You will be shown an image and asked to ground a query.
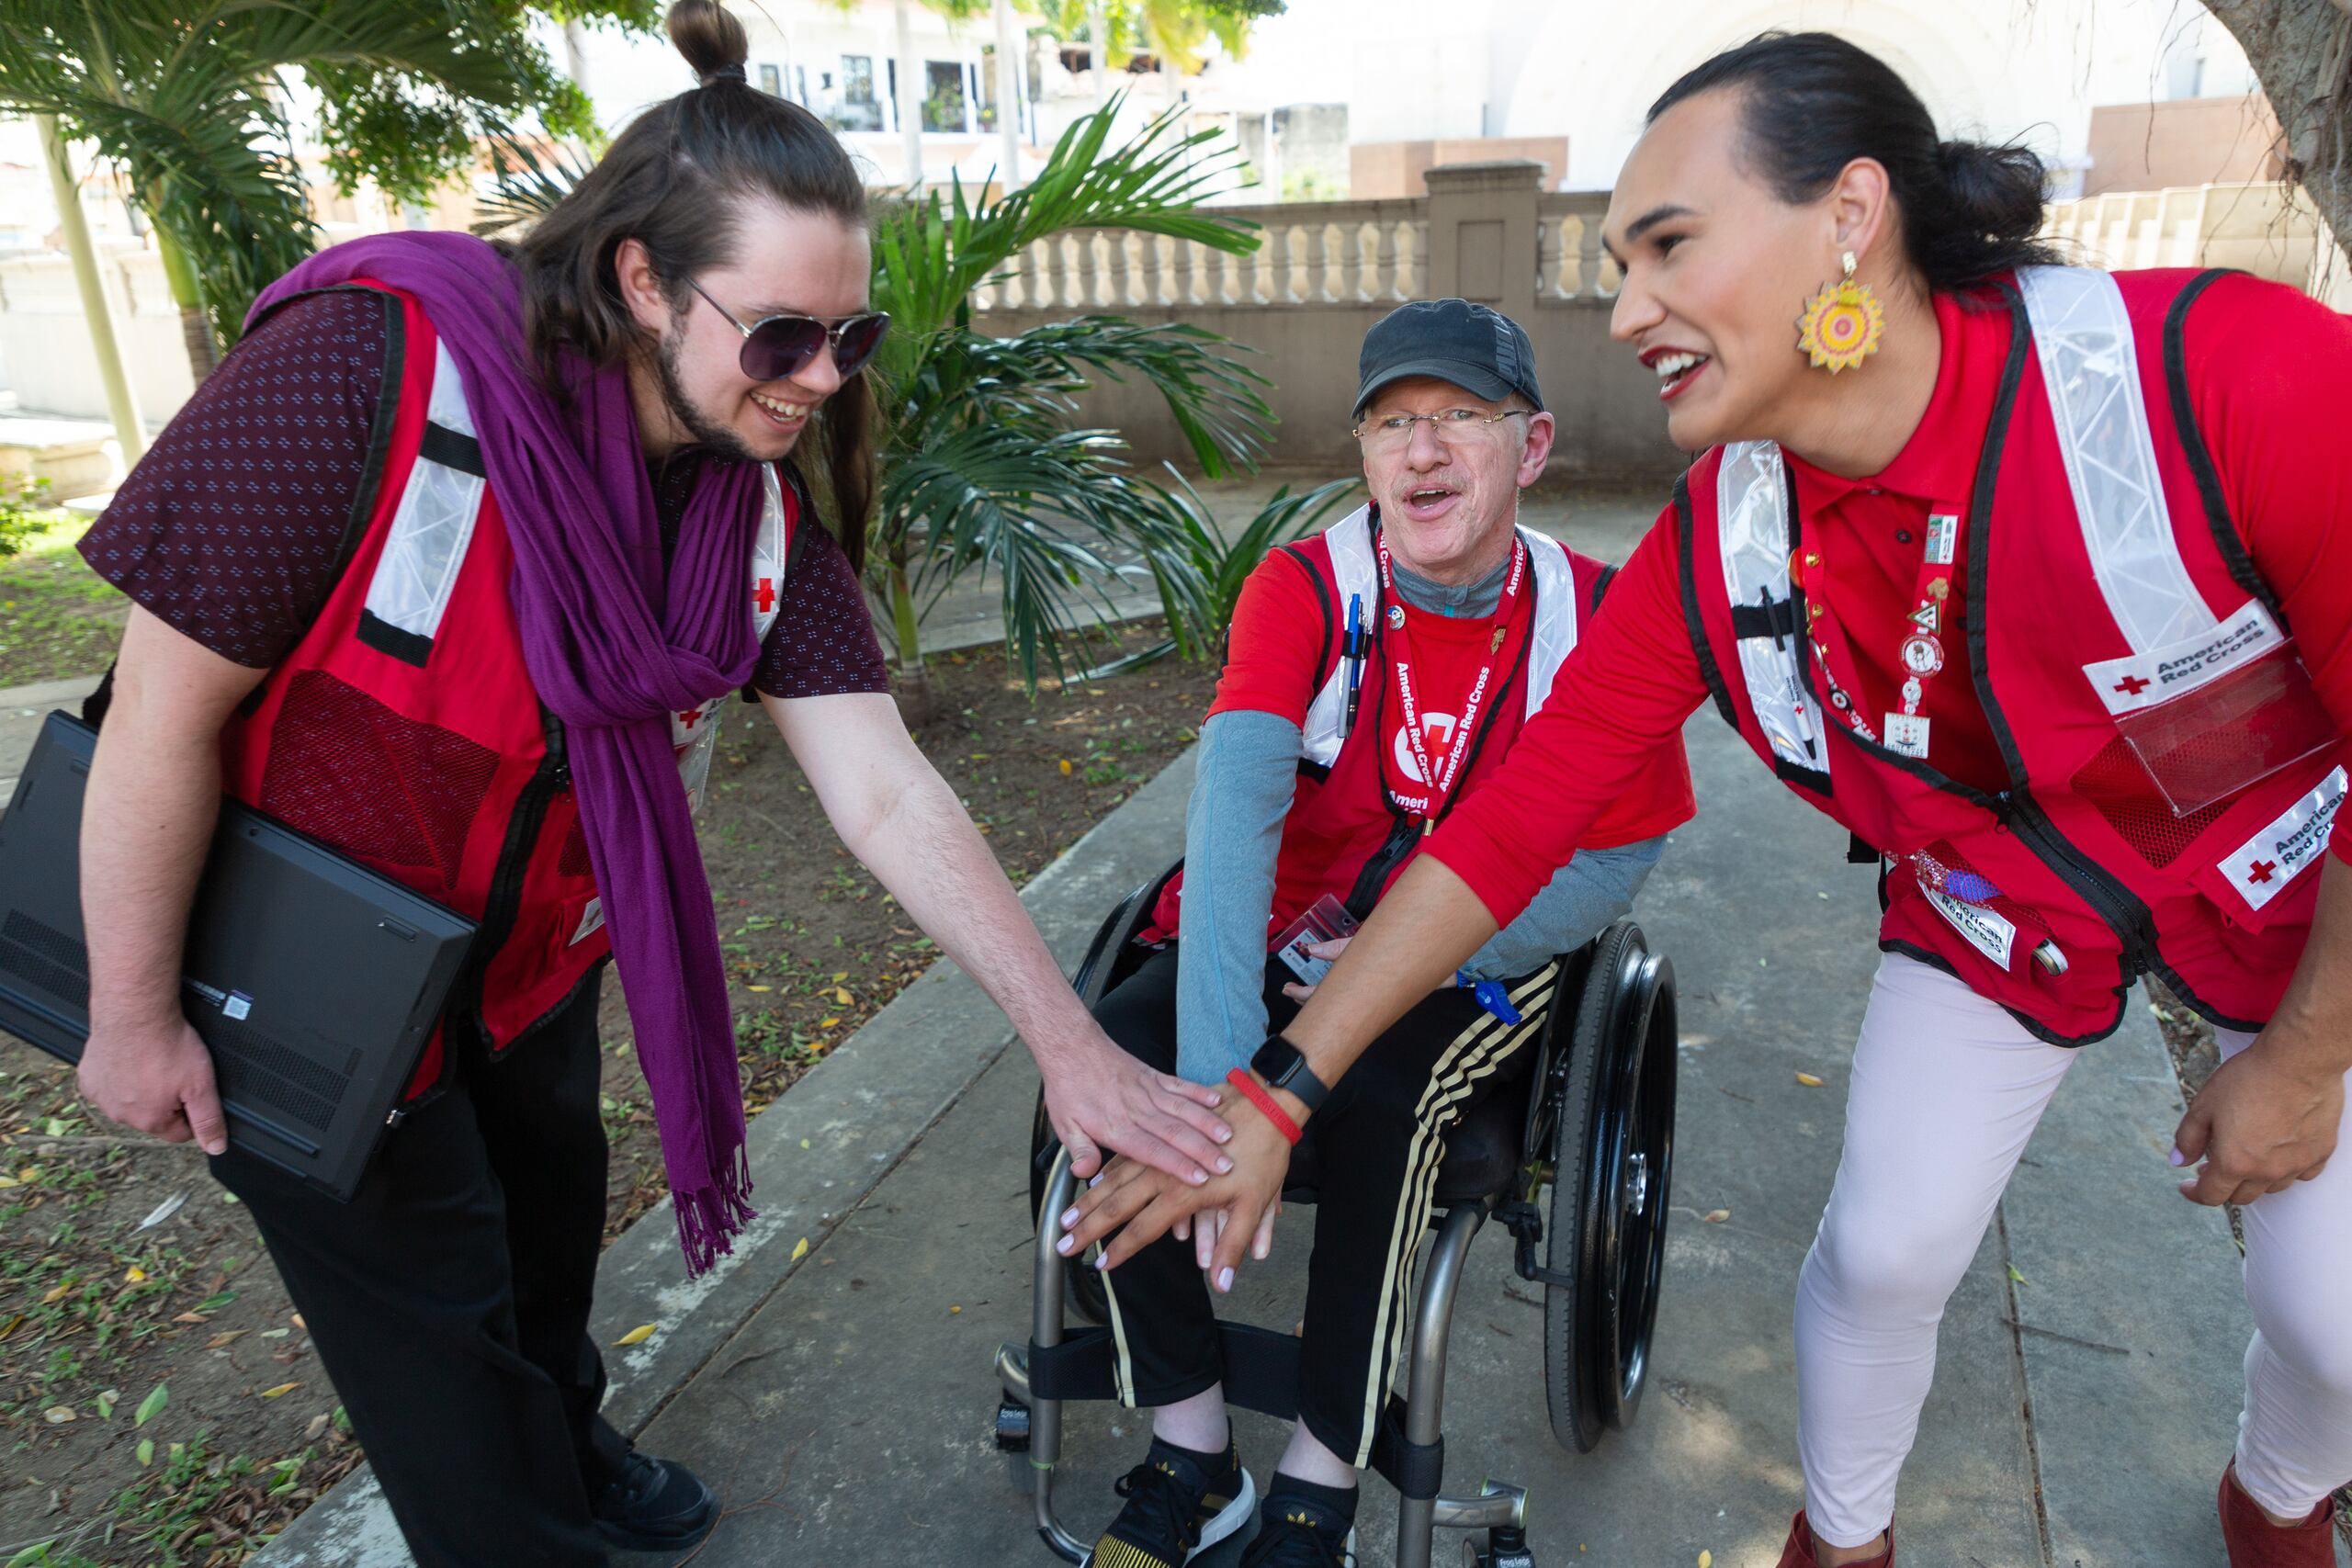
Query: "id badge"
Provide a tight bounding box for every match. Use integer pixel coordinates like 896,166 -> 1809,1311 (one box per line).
1272,895 -> 1361,986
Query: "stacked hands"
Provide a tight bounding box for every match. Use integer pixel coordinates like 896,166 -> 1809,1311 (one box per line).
1055,941 -> 2352,1297
1060,935 -> 1342,1294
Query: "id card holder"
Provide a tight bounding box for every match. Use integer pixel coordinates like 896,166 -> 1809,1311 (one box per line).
2099,643 -> 2335,817
1272,895 -> 1361,987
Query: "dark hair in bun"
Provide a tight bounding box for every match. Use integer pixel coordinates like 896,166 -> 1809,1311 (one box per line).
667,0 -> 750,86
1648,30 -> 2060,293
511,0 -> 876,564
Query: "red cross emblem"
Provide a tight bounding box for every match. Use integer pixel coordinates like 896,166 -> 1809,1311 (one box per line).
754,577 -> 776,615
677,708 -> 701,728
2113,673 -> 2151,696
2247,859 -> 2278,885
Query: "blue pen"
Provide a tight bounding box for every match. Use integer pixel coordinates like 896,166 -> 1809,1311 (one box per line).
1455,969 -> 1523,1024
1340,593 -> 1365,738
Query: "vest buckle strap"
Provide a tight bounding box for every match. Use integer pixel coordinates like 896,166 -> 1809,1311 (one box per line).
1728,592 -> 1799,649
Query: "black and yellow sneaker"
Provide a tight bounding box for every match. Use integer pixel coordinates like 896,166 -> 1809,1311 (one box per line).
1083,1435 -> 1256,1568
1238,1482 -> 1358,1567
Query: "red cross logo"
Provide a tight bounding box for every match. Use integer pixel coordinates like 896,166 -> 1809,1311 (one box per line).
2247,859 -> 2278,885
2113,674 -> 2151,696
754,577 -> 776,615
677,708 -> 701,728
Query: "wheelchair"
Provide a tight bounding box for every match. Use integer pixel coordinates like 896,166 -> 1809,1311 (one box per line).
990,861 -> 1679,1568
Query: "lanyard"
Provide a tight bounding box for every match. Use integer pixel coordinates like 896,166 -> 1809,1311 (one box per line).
1374,528 -> 1529,829
1792,505 -> 1962,761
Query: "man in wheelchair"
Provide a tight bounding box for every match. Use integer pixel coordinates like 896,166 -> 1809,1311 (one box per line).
1069,300 -> 1695,1567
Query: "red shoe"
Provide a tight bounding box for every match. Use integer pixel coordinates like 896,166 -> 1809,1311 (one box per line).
2219,1463 -> 2339,1567
1776,1511 -> 1894,1568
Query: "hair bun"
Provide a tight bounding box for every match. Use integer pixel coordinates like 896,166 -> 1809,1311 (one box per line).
1933,136 -> 2048,253
666,0 -> 749,83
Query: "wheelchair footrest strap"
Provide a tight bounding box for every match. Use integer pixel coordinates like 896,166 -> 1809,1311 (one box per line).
1370,1395 -> 1444,1501
1024,1322 -> 1306,1424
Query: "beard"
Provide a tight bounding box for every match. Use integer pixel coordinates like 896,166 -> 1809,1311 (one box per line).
654,321 -> 765,464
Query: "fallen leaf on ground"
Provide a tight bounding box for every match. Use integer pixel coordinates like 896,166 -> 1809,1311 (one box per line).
41,1282 -> 72,1303
2007,1263 -> 2029,1286
1702,1209 -> 1730,1224
832,987 -> 853,1005
290,1313 -> 306,1330
205,1331 -> 246,1349
1057,759 -> 1072,774
1700,1552 -> 1713,1568
614,1324 -> 657,1347
259,1382 -> 302,1399
95,1390 -> 118,1419
43,1405 -> 74,1424
790,1236 -> 809,1262
1795,1072 -> 1825,1088
819,1016 -> 840,1029
123,1266 -> 146,1283
173,1312 -> 209,1325
134,1384 -> 168,1426
746,984 -> 772,992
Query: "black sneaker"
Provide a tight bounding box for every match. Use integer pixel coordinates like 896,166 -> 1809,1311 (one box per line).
1084,1436 -> 1256,1568
590,1449 -> 719,1552
1238,1488 -> 1357,1567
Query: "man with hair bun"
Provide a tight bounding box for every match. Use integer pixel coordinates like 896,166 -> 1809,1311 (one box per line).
67,3 -> 1234,1562
1064,31 -> 2352,1568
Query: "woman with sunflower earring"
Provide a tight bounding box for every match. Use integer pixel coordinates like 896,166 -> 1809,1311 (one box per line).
1056,28 -> 2352,1568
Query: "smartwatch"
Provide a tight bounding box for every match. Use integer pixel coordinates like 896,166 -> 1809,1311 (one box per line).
1250,1032 -> 1332,1114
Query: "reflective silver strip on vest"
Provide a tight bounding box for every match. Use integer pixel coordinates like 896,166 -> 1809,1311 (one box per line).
364,340 -> 485,647
1715,440 -> 1826,780
2217,765 -> 2346,912
1301,505 -> 1377,767
1520,522 -> 1578,712
1298,508 -> 1581,766
2015,265 -> 2283,715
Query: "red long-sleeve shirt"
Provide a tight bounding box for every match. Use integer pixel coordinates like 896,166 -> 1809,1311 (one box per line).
1427,272 -> 2352,923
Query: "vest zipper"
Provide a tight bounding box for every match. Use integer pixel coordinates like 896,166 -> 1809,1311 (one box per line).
1345,817 -> 1423,922
1994,784 -> 2150,982
454,714 -> 570,1048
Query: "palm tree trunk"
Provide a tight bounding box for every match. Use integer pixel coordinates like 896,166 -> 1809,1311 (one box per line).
147,200 -> 218,385
38,116 -> 146,463
887,547 -> 936,728
1091,3 -> 1110,107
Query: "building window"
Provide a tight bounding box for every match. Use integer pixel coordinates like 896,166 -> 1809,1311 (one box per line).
758,62 -> 781,96
922,59 -> 967,132
831,54 -> 883,132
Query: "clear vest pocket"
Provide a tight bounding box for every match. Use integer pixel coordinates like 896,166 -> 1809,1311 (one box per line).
2105,645 -> 2336,816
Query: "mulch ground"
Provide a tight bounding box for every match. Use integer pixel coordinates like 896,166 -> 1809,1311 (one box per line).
0,617 -> 1209,1566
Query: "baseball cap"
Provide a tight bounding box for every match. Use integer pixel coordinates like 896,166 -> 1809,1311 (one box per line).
1352,298 -> 1545,422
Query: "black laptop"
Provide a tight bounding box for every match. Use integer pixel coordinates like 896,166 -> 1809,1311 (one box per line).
0,712 -> 476,1200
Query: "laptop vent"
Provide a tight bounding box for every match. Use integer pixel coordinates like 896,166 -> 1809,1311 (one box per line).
206,1014 -> 349,1134
0,909 -> 90,1007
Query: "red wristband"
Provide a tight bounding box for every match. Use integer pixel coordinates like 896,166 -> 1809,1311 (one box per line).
1227,1068 -> 1304,1146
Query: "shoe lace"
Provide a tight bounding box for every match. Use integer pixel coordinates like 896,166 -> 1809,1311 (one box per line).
1109,1458 -> 1201,1553
1238,1510 -> 1350,1568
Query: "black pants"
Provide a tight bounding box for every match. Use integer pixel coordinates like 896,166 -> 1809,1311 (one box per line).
210,979 -> 622,1568
1091,944 -> 1550,1469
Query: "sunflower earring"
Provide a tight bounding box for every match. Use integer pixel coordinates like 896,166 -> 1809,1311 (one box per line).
1795,249 -> 1885,373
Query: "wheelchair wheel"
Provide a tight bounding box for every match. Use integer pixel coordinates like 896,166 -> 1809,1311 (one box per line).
1540,920 -> 1677,1453
1030,1088 -> 1113,1325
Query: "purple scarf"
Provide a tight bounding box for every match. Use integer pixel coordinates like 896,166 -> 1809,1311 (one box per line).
254,231 -> 762,1272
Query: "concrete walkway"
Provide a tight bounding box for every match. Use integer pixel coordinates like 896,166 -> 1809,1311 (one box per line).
252,707 -> 2341,1568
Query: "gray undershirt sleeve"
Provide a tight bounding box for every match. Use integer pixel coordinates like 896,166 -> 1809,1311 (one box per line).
1174,708 -> 1300,1084
1459,835 -> 1668,981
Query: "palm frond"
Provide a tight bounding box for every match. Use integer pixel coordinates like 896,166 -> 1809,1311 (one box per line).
1135,468 -> 1360,658
881,420 -> 1218,688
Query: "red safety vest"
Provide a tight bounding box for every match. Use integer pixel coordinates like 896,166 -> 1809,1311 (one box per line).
218,283 -> 794,1093
1152,506 -> 1609,938
1680,266 -> 2343,1043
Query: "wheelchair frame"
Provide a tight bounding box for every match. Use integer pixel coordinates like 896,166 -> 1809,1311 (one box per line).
993,863 -> 1678,1568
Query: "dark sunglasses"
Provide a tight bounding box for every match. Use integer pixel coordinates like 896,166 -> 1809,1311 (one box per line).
688,279 -> 890,383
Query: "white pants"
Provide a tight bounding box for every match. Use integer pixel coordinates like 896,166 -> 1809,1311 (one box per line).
1794,953 -> 2352,1548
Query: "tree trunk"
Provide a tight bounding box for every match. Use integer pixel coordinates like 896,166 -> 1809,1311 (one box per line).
887,549 -> 937,728
894,0 -> 925,192
38,117 -> 146,463
148,201 -> 219,385
2204,0 -> 2352,253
